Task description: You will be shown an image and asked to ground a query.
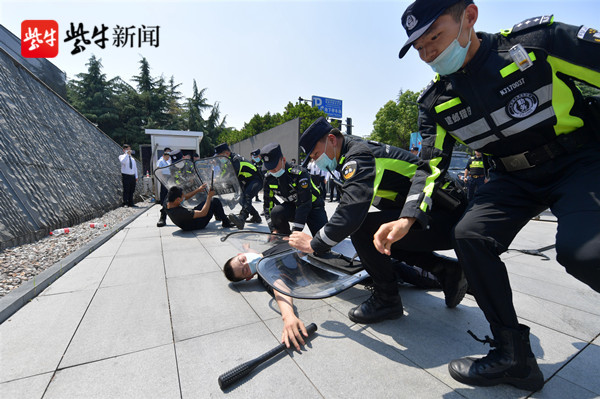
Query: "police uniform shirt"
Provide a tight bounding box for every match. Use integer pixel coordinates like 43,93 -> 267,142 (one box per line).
466,156 -> 485,177
408,18 -> 600,224
119,153 -> 138,177
310,135 -> 433,254
229,152 -> 262,185
263,163 -> 321,231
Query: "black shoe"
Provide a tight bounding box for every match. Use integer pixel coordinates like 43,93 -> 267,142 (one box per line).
227,214 -> 245,230
157,219 -> 166,227
448,324 -> 544,391
432,258 -> 468,308
221,219 -> 234,228
348,289 -> 403,324
248,214 -> 262,223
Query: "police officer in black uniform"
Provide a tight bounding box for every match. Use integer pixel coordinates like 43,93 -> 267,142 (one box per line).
289,117 -> 469,324
214,143 -> 263,229
463,151 -> 487,200
251,148 -> 264,202
260,143 -> 327,236
390,0 -> 600,391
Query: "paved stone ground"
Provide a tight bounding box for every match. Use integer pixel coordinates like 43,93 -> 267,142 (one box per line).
0,201 -> 598,399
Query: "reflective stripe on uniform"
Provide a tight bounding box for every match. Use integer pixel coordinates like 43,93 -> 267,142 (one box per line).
318,228 -> 339,247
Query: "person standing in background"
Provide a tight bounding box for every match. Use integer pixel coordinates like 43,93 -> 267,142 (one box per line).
119,144 -> 137,207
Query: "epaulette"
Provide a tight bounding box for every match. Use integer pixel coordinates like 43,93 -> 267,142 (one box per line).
417,75 -> 440,103
289,165 -> 303,175
577,26 -> 600,45
501,15 -> 554,37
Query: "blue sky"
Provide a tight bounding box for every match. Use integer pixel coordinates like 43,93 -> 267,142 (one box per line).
2,0 -> 599,137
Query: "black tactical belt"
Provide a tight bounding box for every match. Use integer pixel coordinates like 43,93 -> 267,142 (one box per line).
492,128 -> 597,172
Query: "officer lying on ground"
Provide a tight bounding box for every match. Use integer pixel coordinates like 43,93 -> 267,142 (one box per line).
288,117 -> 469,324
165,185 -> 243,231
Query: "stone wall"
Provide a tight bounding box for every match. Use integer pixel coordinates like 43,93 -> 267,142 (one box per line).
0,47 -> 142,250
230,118 -> 301,162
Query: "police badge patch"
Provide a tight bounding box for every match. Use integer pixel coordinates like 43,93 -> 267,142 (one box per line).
299,177 -> 309,189
342,161 -> 357,180
506,92 -> 539,119
577,26 -> 600,44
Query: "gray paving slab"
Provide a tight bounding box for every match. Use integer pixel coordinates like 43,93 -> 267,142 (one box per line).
39,255 -> 112,295
167,271 -> 261,341
0,372 -> 53,399
100,253 -> 165,288
59,279 -> 172,368
551,338 -> 600,395
46,344 -> 180,399
176,321 -> 323,399
532,376 -> 599,399
0,289 -> 95,382
84,229 -> 126,258
263,307 -> 465,399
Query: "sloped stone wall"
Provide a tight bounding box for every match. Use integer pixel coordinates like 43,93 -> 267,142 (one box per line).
0,47 -> 142,250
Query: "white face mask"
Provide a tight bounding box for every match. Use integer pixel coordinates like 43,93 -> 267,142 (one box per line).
314,138 -> 337,172
426,11 -> 472,76
245,253 -> 262,275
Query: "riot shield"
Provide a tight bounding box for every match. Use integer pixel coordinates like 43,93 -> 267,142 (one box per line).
154,156 -> 241,209
221,231 -> 369,299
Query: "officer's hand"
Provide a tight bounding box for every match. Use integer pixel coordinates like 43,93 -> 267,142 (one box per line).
281,314 -> 307,352
373,218 -> 415,255
288,231 -> 314,253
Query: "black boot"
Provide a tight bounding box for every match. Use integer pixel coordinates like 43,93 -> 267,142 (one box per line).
448,324 -> 544,391
227,214 -> 245,230
348,285 -> 403,324
248,213 -> 262,223
156,209 -> 167,227
431,256 -> 468,308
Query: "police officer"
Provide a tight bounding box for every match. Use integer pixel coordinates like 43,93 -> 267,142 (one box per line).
156,147 -> 172,227
260,143 -> 327,236
289,117 -> 469,324
251,148 -> 264,202
214,143 -> 263,228
385,0 -> 600,391
463,151 -> 487,200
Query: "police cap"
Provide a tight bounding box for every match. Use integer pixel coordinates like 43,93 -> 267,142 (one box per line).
251,148 -> 261,157
399,0 -> 473,59
299,117 -> 333,158
260,143 -> 283,170
214,143 -> 230,155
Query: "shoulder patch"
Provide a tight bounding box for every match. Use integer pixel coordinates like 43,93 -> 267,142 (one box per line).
577,26 -> 600,44
341,160 -> 358,180
508,15 -> 553,35
299,177 -> 309,189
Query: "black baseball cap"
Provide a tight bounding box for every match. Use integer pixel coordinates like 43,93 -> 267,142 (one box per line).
260,143 -> 283,170
399,0 -> 473,59
214,143 -> 230,155
299,117 -> 334,158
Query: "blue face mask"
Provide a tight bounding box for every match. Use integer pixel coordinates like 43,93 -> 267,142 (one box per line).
427,12 -> 472,76
252,156 -> 261,163
245,253 -> 262,275
271,167 -> 285,178
315,139 -> 337,172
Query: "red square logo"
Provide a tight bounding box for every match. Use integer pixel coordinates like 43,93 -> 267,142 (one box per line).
21,20 -> 59,58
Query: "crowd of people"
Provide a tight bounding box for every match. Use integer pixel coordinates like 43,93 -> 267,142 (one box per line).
119,0 -> 599,392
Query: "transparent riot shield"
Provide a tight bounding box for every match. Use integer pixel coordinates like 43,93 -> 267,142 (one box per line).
194,156 -> 241,210
221,231 -> 369,299
154,156 -> 241,209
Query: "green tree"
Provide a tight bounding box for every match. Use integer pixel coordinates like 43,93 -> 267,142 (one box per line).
369,89 -> 420,149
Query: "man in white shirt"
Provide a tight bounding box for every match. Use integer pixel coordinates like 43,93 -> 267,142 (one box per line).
119,144 -> 138,207
156,148 -> 172,226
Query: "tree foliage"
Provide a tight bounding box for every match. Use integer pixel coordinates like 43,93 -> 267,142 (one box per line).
369,89 -> 420,149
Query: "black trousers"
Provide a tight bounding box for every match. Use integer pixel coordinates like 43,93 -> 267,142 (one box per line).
188,198 -> 227,230
269,202 -> 328,235
159,184 -> 168,219
351,202 -> 466,295
122,173 -> 136,206
466,176 -> 485,201
240,178 -> 262,218
453,145 -> 600,330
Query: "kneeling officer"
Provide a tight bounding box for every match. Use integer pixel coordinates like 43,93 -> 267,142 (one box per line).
261,143 -> 327,236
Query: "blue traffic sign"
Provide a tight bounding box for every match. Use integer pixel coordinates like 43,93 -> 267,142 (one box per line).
312,95 -> 342,119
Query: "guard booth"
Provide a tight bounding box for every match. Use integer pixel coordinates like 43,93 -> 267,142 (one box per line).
145,129 -> 203,199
